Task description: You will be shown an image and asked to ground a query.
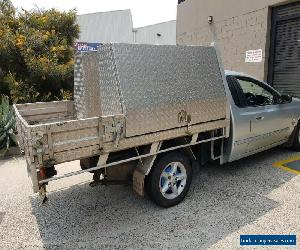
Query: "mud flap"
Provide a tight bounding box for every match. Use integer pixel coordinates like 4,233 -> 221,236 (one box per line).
192,160 -> 201,174
132,170 -> 145,197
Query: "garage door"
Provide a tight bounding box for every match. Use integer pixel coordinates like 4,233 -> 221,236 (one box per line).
268,2 -> 300,97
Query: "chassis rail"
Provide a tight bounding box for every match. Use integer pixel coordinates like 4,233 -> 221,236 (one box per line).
39,133 -> 225,185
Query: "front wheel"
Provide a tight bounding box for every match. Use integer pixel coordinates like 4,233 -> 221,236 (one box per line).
146,152 -> 192,208
292,122 -> 300,151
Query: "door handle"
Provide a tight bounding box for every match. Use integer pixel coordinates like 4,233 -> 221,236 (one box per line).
255,116 -> 264,120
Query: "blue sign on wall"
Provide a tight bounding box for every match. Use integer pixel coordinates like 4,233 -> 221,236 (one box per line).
74,42 -> 102,51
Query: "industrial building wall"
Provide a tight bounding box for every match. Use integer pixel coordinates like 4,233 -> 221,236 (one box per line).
77,10 -> 176,46
77,10 -> 134,43
177,0 -> 299,81
134,21 -> 177,45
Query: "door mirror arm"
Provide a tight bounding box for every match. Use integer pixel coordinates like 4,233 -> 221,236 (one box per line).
280,94 -> 292,104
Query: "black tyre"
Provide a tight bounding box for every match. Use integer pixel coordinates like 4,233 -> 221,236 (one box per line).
146,152 -> 192,208
292,123 -> 300,151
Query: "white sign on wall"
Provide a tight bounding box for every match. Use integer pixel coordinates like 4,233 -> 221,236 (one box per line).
245,49 -> 263,63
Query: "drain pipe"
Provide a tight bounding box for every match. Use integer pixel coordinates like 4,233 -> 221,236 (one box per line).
132,28 -> 137,43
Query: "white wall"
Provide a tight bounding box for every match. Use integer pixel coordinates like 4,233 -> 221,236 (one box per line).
134,21 -> 176,45
77,10 -> 176,45
77,9 -> 133,43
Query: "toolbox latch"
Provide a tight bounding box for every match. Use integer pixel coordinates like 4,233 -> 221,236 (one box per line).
101,115 -> 125,147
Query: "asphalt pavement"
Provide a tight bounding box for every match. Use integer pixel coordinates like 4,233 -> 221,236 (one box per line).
0,147 -> 299,249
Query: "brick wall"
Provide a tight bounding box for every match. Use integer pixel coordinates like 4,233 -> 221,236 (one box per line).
177,0 -> 296,81
177,8 -> 269,80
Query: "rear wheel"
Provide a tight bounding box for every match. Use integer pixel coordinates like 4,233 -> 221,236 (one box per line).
146,152 -> 192,208
292,122 -> 300,151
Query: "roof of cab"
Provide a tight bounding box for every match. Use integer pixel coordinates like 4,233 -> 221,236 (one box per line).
225,70 -> 248,77
225,70 -> 263,81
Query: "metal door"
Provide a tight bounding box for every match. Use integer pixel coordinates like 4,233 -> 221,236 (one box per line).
268,2 -> 300,97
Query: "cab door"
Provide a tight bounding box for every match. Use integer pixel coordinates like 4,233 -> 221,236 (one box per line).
231,76 -> 290,156
226,76 -> 254,161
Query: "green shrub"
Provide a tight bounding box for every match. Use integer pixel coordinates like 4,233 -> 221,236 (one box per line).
0,0 -> 79,103
0,95 -> 17,156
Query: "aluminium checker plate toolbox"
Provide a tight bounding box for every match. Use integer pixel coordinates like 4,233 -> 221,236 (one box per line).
74,43 -> 228,141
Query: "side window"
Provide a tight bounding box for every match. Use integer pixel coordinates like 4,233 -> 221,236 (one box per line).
235,77 -> 276,107
226,76 -> 242,107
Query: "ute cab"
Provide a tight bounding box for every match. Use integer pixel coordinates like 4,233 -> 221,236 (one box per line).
223,70 -> 300,163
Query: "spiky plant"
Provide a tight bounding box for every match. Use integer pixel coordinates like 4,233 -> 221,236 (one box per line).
0,95 -> 17,156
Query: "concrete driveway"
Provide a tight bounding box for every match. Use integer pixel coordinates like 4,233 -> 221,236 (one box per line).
0,147 -> 299,249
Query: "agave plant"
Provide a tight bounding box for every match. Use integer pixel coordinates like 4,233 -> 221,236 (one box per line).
0,95 -> 17,157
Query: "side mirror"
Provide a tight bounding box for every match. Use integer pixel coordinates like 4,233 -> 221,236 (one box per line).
280,94 -> 292,104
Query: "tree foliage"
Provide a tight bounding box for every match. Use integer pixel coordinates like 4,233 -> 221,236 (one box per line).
0,0 -> 79,103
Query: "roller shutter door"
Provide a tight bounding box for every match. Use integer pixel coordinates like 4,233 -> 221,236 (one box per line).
268,2 -> 300,97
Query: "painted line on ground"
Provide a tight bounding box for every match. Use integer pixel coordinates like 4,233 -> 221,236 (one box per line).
273,155 -> 300,175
